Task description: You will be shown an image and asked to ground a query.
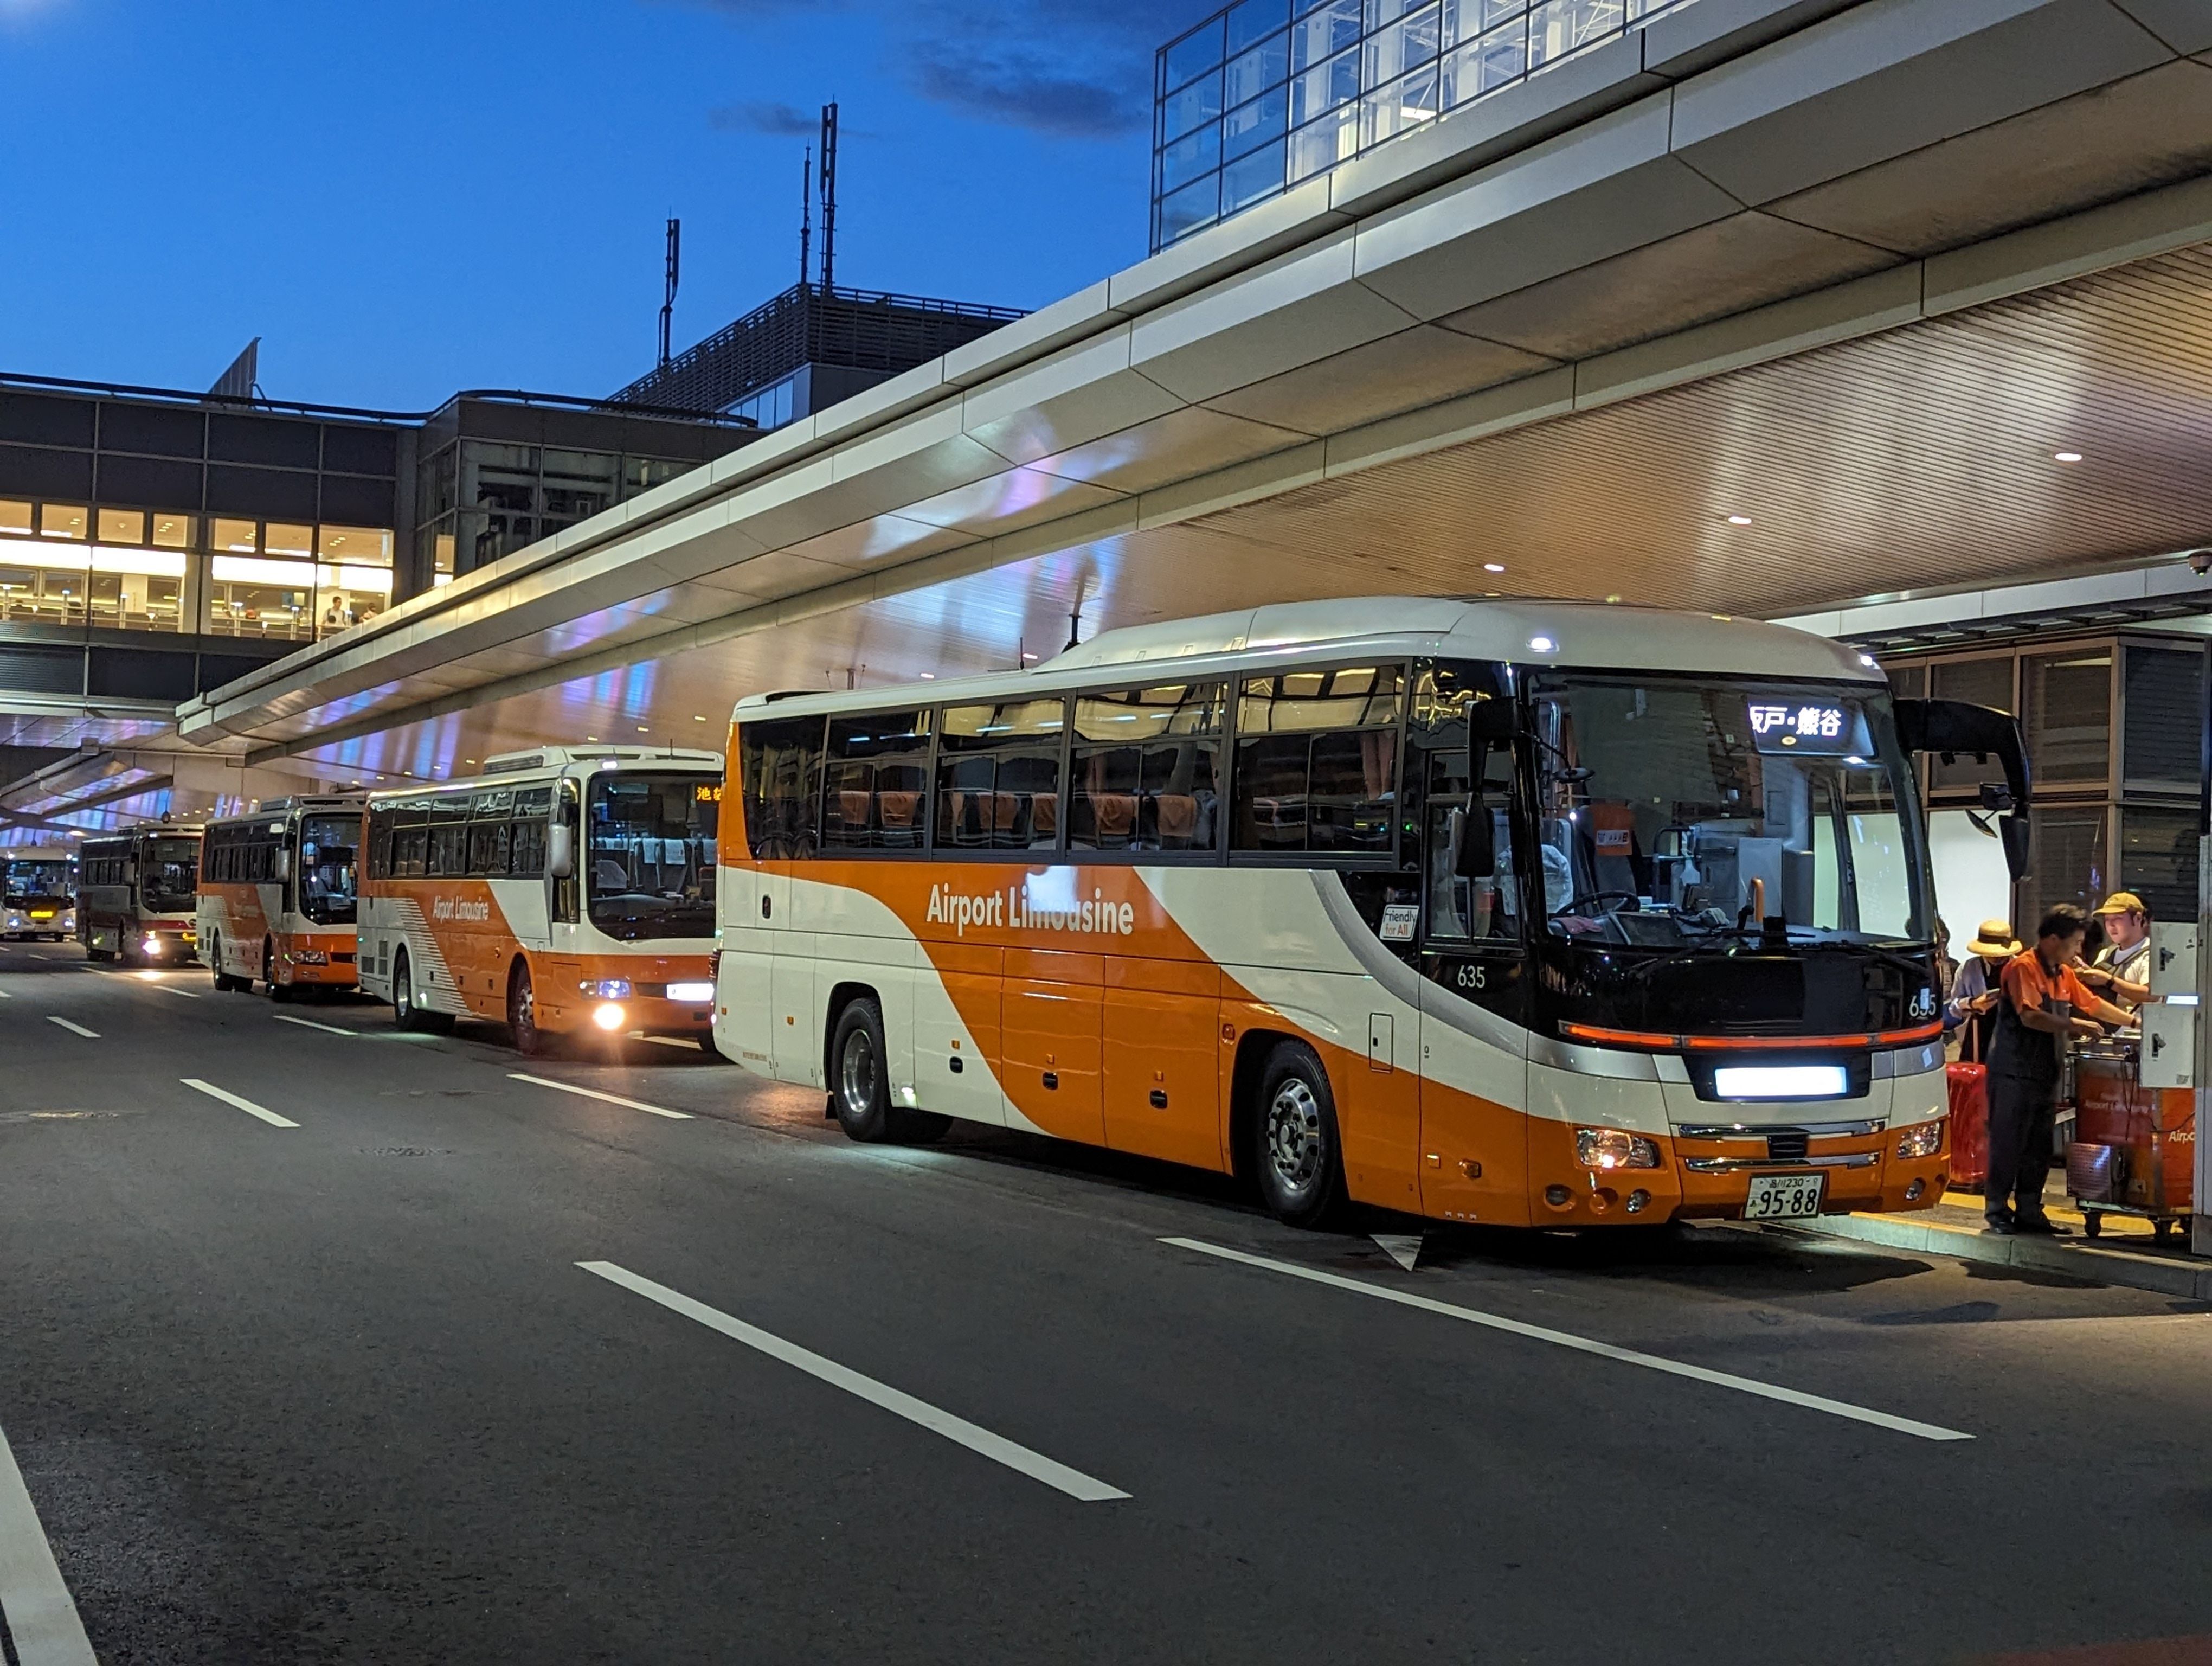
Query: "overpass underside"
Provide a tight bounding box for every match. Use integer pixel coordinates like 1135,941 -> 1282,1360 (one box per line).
178,0 -> 2212,784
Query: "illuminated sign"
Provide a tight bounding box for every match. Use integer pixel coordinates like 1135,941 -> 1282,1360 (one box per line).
693,783 -> 723,803
1747,699 -> 1862,757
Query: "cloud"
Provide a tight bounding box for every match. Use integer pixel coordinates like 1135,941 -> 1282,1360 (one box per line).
907,50 -> 1144,138
708,100 -> 819,136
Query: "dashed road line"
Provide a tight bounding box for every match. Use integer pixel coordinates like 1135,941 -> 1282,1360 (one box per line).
43,1017 -> 97,1039
1162,1236 -> 1973,1443
274,1013 -> 357,1036
0,1413 -> 98,1665
578,1261 -> 1128,1502
510,1074 -> 692,1120
181,1078 -> 299,1129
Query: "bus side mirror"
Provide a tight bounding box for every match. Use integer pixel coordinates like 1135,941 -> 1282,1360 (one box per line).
272,850 -> 290,883
548,824 -> 575,881
1454,798 -> 1496,880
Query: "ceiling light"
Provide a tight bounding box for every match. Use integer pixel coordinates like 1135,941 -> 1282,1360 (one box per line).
919,672 -> 935,679
1483,562 -> 1506,574
1021,652 -> 1038,662
637,725 -> 649,732
1528,636 -> 1555,653
2054,451 -> 2082,463
587,735 -> 599,741
692,715 -> 706,722
1726,515 -> 1753,526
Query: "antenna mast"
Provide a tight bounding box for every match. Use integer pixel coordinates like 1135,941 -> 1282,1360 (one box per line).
799,145 -> 812,290
818,101 -> 839,291
658,216 -> 681,367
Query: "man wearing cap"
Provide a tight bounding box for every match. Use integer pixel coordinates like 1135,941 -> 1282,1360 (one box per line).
2078,892 -> 2153,1009
1984,905 -> 2136,1235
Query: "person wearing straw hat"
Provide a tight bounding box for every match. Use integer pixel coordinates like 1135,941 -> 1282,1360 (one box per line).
1947,918 -> 2022,1060
2078,891 -> 2153,1010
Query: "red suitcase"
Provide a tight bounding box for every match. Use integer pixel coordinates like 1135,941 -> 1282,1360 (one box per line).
1946,1060 -> 1988,1191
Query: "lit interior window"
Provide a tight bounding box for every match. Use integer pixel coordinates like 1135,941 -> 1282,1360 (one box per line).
38,504 -> 87,540
150,513 -> 192,549
265,522 -> 314,558
213,518 -> 259,553
0,500 -> 35,536
318,525 -> 393,566
97,508 -> 147,545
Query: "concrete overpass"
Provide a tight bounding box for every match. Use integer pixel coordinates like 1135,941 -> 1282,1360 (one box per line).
176,0 -> 2212,783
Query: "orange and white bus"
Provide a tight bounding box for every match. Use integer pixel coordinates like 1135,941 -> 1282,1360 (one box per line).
358,746 -> 722,1052
713,597 -> 2031,1230
197,796 -> 367,997
79,825 -> 203,965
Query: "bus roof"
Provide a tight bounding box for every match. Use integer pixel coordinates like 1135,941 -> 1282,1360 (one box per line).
365,748 -> 721,807
203,796 -> 369,832
734,596 -> 1880,720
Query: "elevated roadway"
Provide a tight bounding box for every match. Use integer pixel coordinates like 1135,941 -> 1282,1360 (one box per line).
176,0 -> 2212,779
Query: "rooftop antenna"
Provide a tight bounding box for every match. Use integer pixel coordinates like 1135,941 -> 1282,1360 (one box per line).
799,144 -> 813,290
818,101 -> 839,291
658,216 -> 681,367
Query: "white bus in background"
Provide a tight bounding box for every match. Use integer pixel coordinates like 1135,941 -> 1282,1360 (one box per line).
2,846 -> 76,940
358,747 -> 723,1053
79,825 -> 203,964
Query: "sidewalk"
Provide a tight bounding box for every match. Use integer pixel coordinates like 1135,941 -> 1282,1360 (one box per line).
1783,1190 -> 2212,1300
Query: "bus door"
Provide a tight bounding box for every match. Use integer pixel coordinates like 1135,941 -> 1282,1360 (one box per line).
1414,731 -> 1534,1228
544,779 -> 584,1019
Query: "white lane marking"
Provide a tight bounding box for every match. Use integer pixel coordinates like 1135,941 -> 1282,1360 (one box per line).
180,1078 -> 299,1129
0,988 -> 12,998
510,1073 -> 692,1120
43,1017 -> 97,1039
274,1014 -> 356,1037
1162,1237 -> 1973,1443
150,984 -> 199,999
0,1415 -> 98,1665
578,1260 -> 1128,1502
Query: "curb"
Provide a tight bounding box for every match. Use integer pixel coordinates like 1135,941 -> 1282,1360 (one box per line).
1778,1211 -> 2212,1300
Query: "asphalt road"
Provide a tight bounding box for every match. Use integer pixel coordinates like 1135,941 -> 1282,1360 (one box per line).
3,939 -> 2211,1665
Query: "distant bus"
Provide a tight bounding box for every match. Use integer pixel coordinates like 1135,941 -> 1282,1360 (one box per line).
79,826 -> 203,964
358,746 -> 722,1052
2,847 -> 76,941
197,796 -> 367,996
712,597 -> 2022,1231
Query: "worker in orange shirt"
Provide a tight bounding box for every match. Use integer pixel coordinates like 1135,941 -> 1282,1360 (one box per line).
1983,905 -> 2135,1235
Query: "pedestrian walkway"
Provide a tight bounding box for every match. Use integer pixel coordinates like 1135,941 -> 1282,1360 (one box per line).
1791,1189 -> 2212,1300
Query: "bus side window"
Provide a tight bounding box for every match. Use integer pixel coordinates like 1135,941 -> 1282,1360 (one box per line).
1424,747 -> 1517,941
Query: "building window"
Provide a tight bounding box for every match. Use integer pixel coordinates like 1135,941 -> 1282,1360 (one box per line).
0,500 -> 30,537
38,503 -> 87,540
213,518 -> 259,554
97,508 -> 146,545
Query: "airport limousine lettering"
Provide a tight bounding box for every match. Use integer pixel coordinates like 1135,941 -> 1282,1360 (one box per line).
432,898 -> 493,923
924,877 -> 1136,939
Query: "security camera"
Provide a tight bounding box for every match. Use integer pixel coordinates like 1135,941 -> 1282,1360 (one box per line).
2190,548 -> 2212,575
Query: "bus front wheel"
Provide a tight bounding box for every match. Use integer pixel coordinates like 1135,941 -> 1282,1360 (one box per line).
508,964 -> 550,1056
392,951 -> 450,1033
1253,1041 -> 1348,1230
263,941 -> 292,1002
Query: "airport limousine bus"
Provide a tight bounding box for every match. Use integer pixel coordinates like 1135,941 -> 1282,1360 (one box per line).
197,796 -> 367,996
713,596 -> 2031,1230
78,825 -> 203,964
359,746 -> 722,1052
3,847 -> 77,941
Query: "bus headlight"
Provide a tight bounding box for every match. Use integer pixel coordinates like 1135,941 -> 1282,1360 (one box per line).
142,935 -> 163,956
1897,1120 -> 1944,1160
581,978 -> 633,999
592,1002 -> 628,1031
666,981 -> 714,1003
1574,1127 -> 1662,1170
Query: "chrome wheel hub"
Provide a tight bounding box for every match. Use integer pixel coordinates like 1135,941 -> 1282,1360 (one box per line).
1265,1078 -> 1323,1193
839,1029 -> 877,1117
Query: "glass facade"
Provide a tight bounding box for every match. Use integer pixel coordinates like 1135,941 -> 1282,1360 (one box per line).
412,439 -> 696,585
1152,0 -> 1692,250
0,498 -> 393,642
1887,634 -> 2204,937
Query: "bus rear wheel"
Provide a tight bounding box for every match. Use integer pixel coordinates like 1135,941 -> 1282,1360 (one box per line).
1253,1041 -> 1348,1229
508,964 -> 550,1056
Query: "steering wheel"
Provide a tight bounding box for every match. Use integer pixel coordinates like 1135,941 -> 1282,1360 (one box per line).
1551,891 -> 1637,917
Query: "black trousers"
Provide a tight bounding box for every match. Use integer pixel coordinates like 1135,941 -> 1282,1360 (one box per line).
1986,1072 -> 2058,1221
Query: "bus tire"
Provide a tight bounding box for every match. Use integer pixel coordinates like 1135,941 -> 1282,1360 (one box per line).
1252,1040 -> 1348,1230
508,963 -> 550,1056
393,950 -> 430,1033
696,1032 -> 724,1061
263,941 -> 292,1002
829,998 -> 894,1142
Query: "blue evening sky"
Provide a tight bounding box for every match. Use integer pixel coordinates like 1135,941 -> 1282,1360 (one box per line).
0,0 -> 1199,409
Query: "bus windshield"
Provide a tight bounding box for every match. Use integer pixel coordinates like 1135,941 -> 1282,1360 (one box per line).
585,774 -> 718,941
4,860 -> 71,903
1532,675 -> 1928,948
299,813 -> 359,926
144,837 -> 200,913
